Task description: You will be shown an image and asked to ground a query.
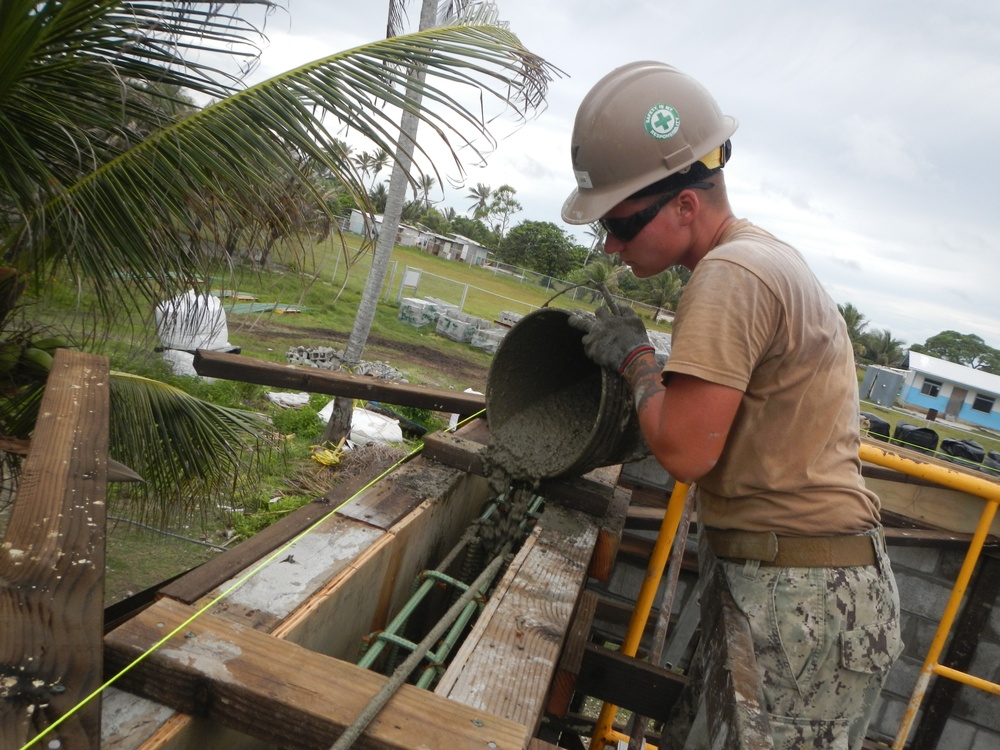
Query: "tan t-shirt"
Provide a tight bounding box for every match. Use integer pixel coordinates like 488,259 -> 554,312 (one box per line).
663,220 -> 880,535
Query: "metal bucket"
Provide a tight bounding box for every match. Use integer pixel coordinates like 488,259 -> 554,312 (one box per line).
484,308 -> 649,481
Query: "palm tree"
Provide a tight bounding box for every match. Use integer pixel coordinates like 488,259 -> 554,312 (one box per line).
862,328 -> 907,367
636,269 -> 685,320
838,302 -> 869,358
1,0 -> 555,509
568,255 -> 623,304
416,173 -> 438,210
330,0 -> 553,441
466,182 -> 493,218
583,221 -> 606,264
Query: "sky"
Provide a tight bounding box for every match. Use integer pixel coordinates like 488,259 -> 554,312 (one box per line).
241,0 -> 1000,351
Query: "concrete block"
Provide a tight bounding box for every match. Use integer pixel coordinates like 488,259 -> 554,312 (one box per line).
422,297 -> 459,317
497,311 -> 523,327
436,314 -> 477,344
889,545 -> 941,575
620,455 -> 672,491
882,655 -> 921,701
868,696 -> 908,745
896,571 -> 954,620
647,330 -> 672,360
938,718 -> 978,750
936,548 -> 970,580
398,297 -> 438,327
470,327 -> 506,355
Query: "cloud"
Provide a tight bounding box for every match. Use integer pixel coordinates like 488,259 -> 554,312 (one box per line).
839,114 -> 927,181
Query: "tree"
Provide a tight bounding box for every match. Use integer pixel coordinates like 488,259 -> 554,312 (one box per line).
415,173 -> 438,210
486,183 -> 522,238
911,330 -> 1000,372
1,0 -> 555,510
583,221 -> 607,264
568,255 -> 624,304
636,269 -> 685,319
861,328 -> 907,367
497,221 -> 587,278
466,182 -> 493,218
838,302 -> 869,358
451,215 -> 497,247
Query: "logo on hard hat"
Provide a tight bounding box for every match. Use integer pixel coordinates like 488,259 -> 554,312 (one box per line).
644,104 -> 680,140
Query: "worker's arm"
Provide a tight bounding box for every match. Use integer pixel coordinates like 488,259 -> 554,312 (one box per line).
567,306 -> 742,482
622,351 -> 742,483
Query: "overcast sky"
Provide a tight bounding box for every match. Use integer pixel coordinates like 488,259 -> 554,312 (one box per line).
244,1 -> 1000,351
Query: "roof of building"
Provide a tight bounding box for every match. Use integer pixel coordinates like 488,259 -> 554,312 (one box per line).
907,350 -> 1000,396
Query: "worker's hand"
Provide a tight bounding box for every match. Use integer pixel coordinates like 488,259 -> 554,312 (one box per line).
568,305 -> 652,373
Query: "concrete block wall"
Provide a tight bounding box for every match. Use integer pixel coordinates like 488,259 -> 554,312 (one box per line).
866,545 -> 1000,747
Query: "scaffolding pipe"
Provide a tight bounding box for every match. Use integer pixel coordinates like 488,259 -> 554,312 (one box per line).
856,442 -> 1000,750
590,480 -> 691,749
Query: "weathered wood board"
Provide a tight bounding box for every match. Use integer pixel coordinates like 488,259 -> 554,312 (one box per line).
435,503 -> 599,734
0,350 -> 109,748
105,598 -> 529,750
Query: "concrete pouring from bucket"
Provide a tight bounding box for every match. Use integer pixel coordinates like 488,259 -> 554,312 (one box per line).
483,307 -> 649,487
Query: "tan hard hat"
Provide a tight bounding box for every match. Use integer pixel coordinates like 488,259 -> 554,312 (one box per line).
561,62 -> 738,224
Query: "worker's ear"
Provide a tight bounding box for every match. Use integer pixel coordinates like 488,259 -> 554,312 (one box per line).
674,189 -> 699,225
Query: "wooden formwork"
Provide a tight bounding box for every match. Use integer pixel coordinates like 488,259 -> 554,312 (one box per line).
6,350 -> 1000,750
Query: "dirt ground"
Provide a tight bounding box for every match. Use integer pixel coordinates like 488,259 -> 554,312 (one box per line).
243,321 -> 492,393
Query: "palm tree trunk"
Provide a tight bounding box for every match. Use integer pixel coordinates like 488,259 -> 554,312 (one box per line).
323,0 -> 437,444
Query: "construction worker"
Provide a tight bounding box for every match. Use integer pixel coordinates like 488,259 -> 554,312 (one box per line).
563,62 -> 902,749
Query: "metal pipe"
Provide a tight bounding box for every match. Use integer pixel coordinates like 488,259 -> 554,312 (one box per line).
857,441 -> 1000,749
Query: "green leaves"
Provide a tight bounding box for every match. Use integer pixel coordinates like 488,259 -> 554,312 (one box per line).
3,2 -> 558,316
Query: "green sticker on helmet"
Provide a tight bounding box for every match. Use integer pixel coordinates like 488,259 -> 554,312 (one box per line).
645,104 -> 680,140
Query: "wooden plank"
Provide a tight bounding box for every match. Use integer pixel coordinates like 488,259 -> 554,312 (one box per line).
104,598 -> 528,750
0,350 -> 109,748
884,526 -> 1000,549
194,349 -> 486,414
865,471 -> 1000,537
700,564 -> 774,749
547,591 -> 598,717
435,504 -> 599,734
574,643 -> 686,723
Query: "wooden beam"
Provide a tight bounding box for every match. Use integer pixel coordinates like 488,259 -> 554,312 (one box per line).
104,598 -> 528,750
435,504 -> 599,734
0,350 -> 110,748
574,643 -> 686,723
194,349 -> 486,415
547,591 -> 598,717
700,565 -> 774,749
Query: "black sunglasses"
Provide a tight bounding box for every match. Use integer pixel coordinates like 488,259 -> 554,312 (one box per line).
599,181 -> 713,242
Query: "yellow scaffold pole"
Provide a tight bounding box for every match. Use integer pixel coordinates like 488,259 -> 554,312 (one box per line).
590,480 -> 691,749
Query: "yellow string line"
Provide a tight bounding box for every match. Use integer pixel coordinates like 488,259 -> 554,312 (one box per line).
16,417 -> 478,750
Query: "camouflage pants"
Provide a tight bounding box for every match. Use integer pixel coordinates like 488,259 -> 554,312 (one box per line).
684,527 -> 902,750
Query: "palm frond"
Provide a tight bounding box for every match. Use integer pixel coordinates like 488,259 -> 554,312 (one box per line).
4,5 -> 558,316
107,370 -> 274,518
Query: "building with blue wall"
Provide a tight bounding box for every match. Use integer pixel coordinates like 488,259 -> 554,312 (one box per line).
901,351 -> 1000,431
